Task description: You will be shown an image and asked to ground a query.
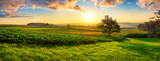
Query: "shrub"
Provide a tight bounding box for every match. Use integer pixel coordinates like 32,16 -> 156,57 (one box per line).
148,32 -> 160,38
155,32 -> 160,38
125,33 -> 148,38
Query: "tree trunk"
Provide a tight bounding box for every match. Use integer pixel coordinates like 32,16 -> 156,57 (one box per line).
108,29 -> 111,36
108,32 -> 111,36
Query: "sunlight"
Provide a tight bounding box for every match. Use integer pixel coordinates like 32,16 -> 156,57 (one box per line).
83,12 -> 94,22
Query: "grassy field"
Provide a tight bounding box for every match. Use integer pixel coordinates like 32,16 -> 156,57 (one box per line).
11,26 -> 146,36
0,27 -> 112,45
0,27 -> 159,61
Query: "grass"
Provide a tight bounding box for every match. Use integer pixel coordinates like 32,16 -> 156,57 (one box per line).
0,38 -> 160,61
0,27 -> 110,45
12,27 -> 146,36
120,29 -> 147,36
118,38 -> 160,60
0,27 -> 159,61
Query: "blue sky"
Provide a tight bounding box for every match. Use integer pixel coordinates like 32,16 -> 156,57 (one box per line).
0,0 -> 159,24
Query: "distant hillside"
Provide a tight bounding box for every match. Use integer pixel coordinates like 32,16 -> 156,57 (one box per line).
119,23 -> 142,28
56,22 -> 142,28
0,22 -> 142,29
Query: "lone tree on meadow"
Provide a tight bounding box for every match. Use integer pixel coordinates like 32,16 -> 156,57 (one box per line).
67,24 -> 71,29
99,15 -> 120,36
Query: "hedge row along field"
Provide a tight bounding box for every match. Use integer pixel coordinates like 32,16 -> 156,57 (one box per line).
0,27 -> 110,45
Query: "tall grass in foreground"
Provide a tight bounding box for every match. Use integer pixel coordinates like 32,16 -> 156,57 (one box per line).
0,38 -> 160,61
0,27 -> 110,45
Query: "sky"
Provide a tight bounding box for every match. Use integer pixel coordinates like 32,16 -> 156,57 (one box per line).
0,0 -> 160,25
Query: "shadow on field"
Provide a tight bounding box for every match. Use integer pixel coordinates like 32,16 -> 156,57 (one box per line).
0,40 -> 112,49
133,38 -> 160,43
118,41 -> 160,60
107,36 -> 128,42
0,39 -> 112,48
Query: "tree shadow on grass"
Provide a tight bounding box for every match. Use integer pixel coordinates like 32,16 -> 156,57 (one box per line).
133,38 -> 160,43
0,38 -> 112,48
106,36 -> 129,42
118,41 -> 160,60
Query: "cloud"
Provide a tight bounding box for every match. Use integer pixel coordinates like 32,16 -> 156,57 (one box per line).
0,10 -> 32,18
0,10 -> 12,17
137,0 -> 160,9
0,0 -> 28,17
30,0 -> 85,11
0,0 -> 127,17
128,2 -> 132,4
101,0 -> 125,7
0,0 -> 28,11
73,5 -> 85,12
85,0 -> 125,7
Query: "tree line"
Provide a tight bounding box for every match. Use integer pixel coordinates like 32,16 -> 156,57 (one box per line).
137,10 -> 160,38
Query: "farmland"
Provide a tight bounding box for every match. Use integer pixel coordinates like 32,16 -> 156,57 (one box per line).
1,0 -> 160,60
0,26 -> 160,61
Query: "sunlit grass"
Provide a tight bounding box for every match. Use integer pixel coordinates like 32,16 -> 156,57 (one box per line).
11,27 -> 146,36
0,27 -> 110,45
127,38 -> 160,46
0,27 -> 159,61
1,38 -> 160,61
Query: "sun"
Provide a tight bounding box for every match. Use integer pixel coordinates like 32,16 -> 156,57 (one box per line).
83,12 -> 94,22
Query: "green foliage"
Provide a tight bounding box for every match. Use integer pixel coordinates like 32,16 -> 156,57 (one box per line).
99,15 -> 120,36
67,24 -> 71,29
3,55 -> 21,61
27,23 -> 49,27
137,10 -> 160,38
137,20 -> 160,32
0,27 -> 160,61
0,38 -> 160,61
0,27 -> 109,45
137,10 -> 160,32
148,31 -> 160,38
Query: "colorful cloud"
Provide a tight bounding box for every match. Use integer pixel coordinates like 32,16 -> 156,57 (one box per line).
0,0 -> 28,17
137,0 -> 160,9
1,0 -> 159,18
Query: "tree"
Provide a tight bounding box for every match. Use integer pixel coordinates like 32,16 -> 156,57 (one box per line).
99,15 -> 120,36
137,24 -> 143,30
150,10 -> 160,20
156,23 -> 160,32
67,24 -> 71,29
137,10 -> 160,38
154,10 -> 160,20
137,10 -> 160,32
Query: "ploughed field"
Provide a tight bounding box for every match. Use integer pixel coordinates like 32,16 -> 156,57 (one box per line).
0,27 -> 160,61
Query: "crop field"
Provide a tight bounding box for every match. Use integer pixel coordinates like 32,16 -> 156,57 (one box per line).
12,26 -> 146,36
0,27 -> 159,61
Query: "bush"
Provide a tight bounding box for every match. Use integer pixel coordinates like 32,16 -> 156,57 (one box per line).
148,32 -> 160,38
155,32 -> 160,38
125,33 -> 148,38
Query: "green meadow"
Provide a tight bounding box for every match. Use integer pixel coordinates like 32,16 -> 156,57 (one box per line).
0,27 -> 160,61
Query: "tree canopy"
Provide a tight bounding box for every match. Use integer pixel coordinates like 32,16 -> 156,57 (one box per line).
137,10 -> 160,32
99,15 -> 120,36
137,10 -> 160,38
